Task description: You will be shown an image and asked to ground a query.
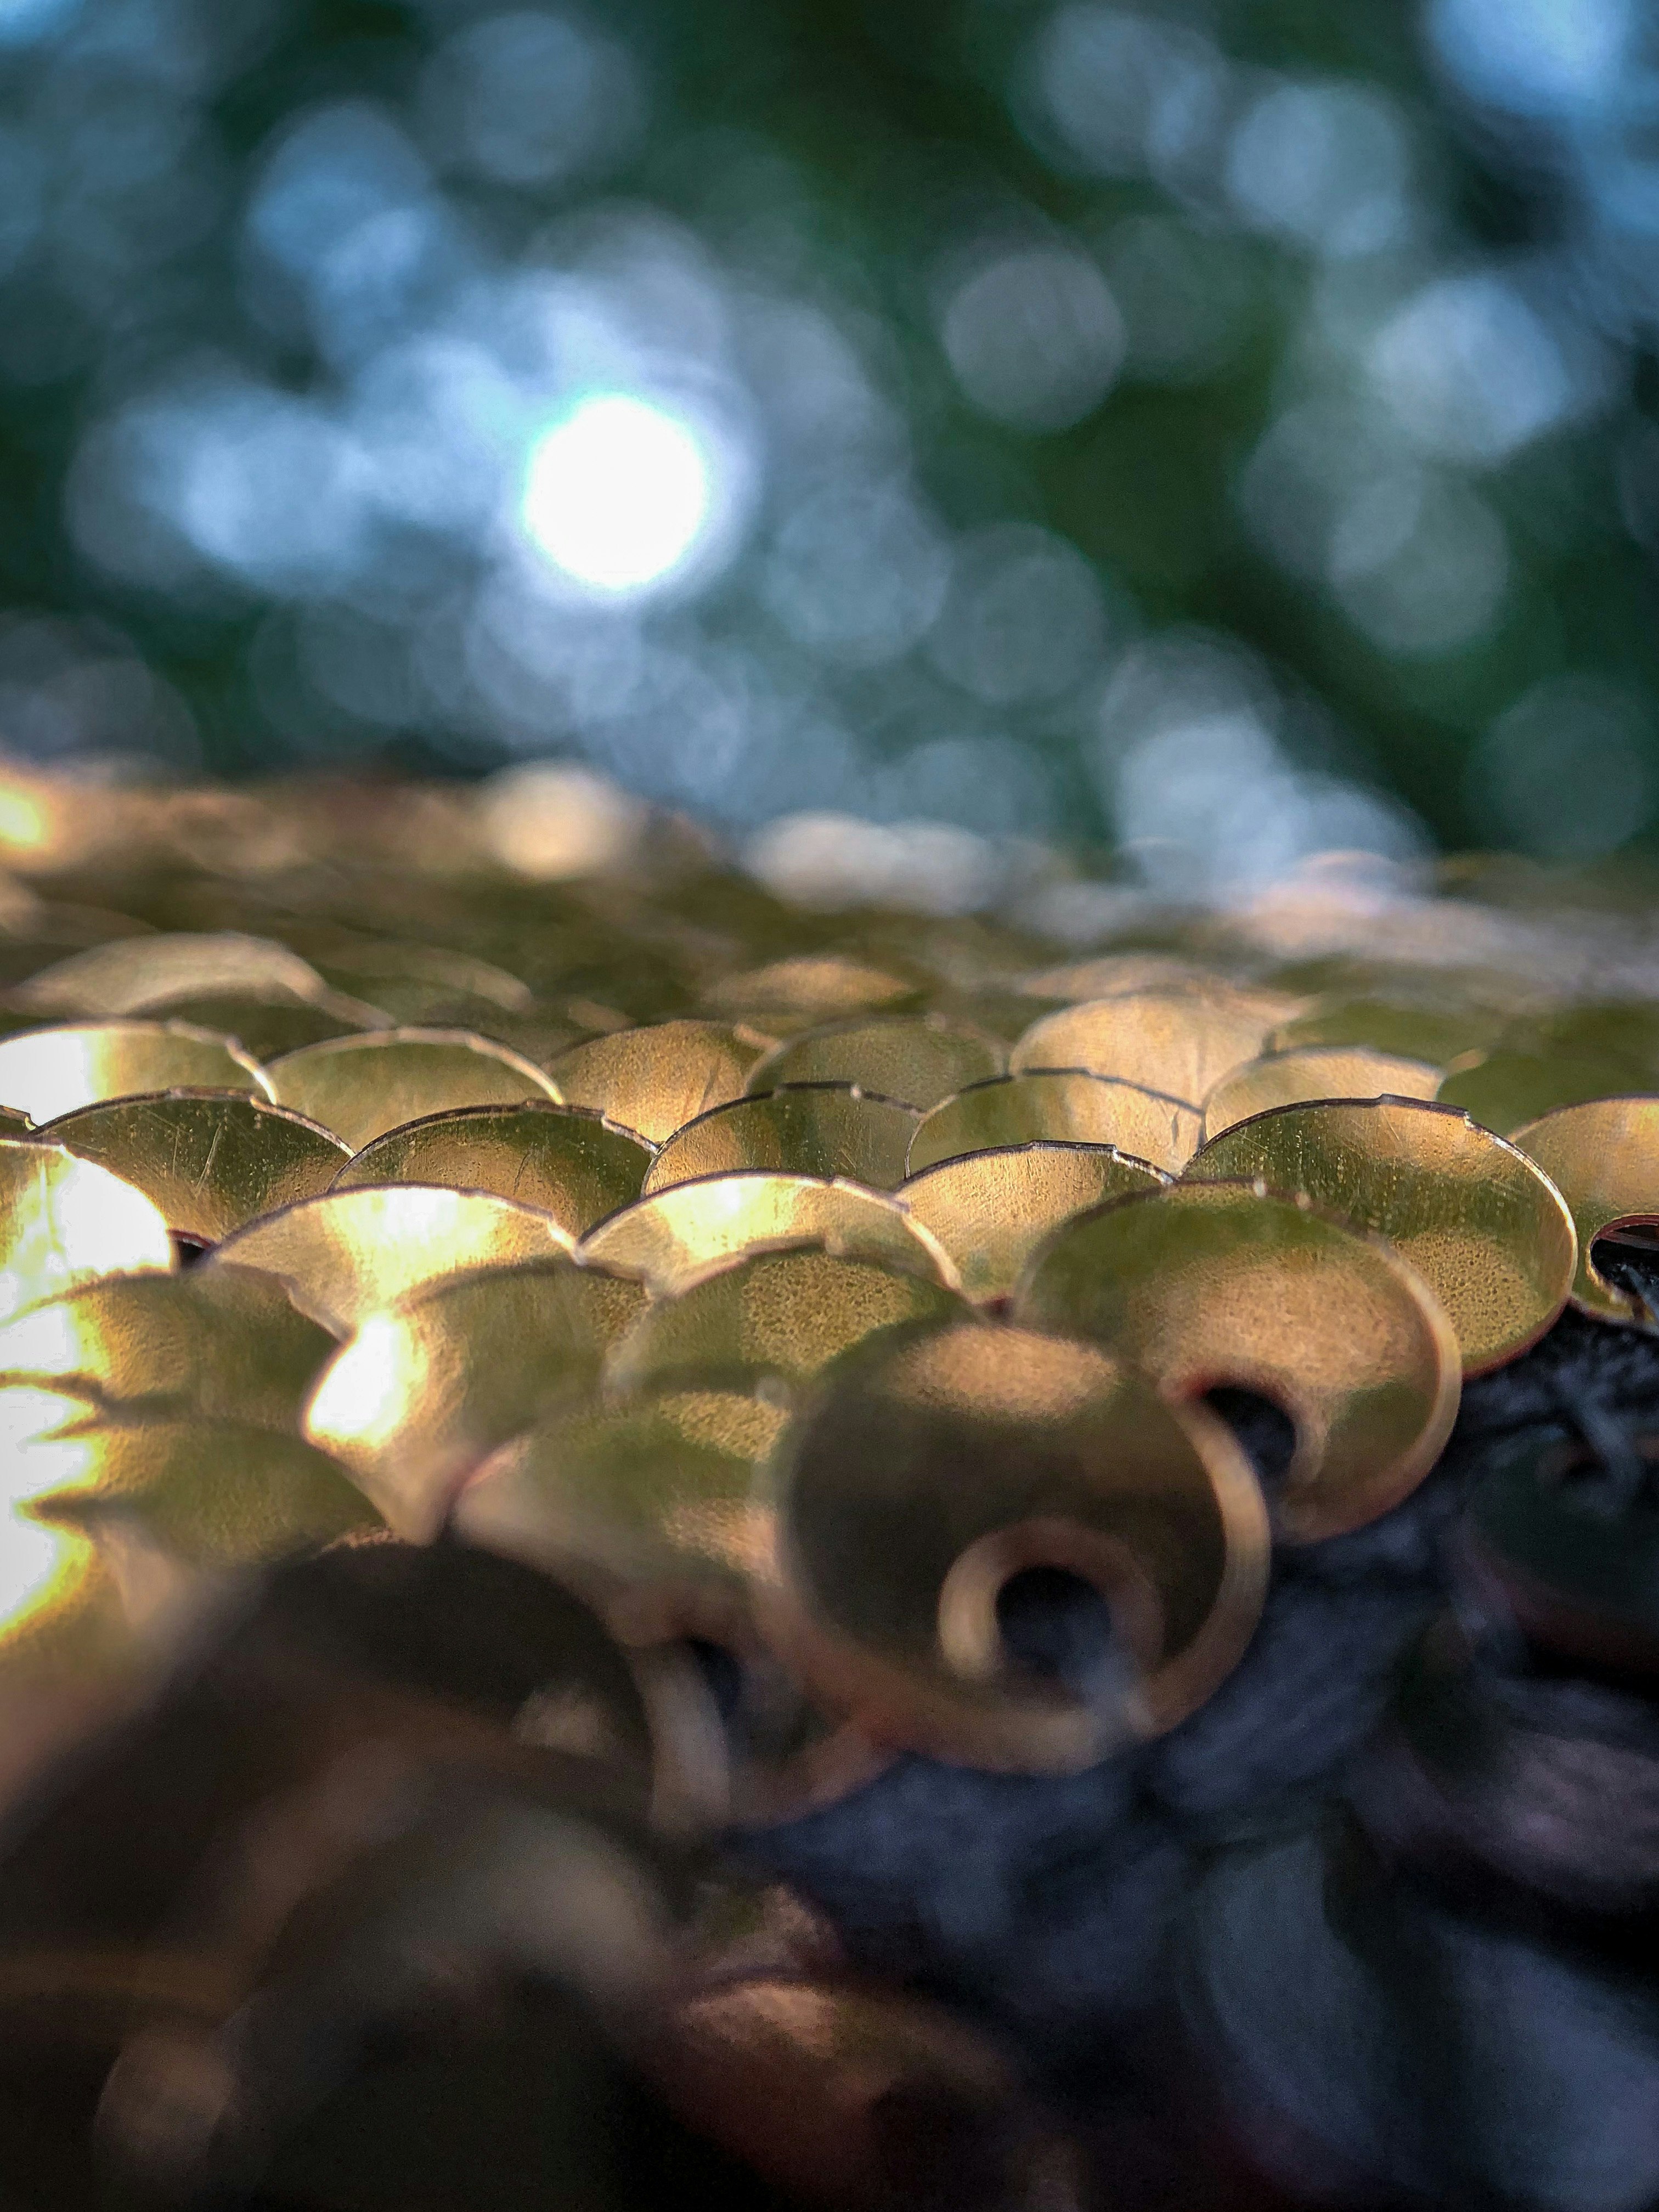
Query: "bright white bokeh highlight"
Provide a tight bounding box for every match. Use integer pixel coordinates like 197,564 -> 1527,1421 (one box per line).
520,393 -> 716,596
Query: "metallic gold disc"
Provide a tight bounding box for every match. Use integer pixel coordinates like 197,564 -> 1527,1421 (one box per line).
1201,1046 -> 1442,1141
606,1247 -> 974,1397
549,1020 -> 763,1146
901,1143 -> 1169,1306
746,1015 -> 1005,1113
907,1069 -> 1201,1175
1184,1099 -> 1577,1374
0,1020 -> 270,1124
335,1102 -> 651,1238
458,1387 -> 792,1645
0,1137 -> 174,1324
644,1086 -> 919,1196
1510,1098 -> 1659,1324
21,1419 -> 377,1562
702,955 -> 920,1034
579,1173 -> 958,1296
303,1261 -> 642,1541
763,1323 -> 1269,1770
1011,985 -> 1284,1102
201,1185 -> 574,1336
1436,1046 -> 1651,1137
38,1091 -> 349,1242
14,932 -> 331,1018
1015,1181 -> 1461,1541
265,1027 -> 560,1150
459,1388 -> 867,1828
0,1267 -> 334,1430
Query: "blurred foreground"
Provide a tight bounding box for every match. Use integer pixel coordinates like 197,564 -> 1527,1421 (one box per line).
0,768 -> 1654,2206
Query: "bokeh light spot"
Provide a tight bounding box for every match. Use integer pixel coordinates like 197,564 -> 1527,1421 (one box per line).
521,394 -> 714,596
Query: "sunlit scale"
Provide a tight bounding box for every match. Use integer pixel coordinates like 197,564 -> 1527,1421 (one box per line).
550,1022 -> 763,1148
1016,1181 -> 1462,1541
4,765 -> 1659,1839
303,1261 -> 642,1541
334,1102 -> 651,1237
0,1138 -> 174,1327
644,1085 -> 920,1195
701,955 -> 921,1036
579,1172 -> 958,1295
606,1246 -> 974,1397
1511,1098 -> 1659,1325
907,1069 -> 1201,1176
14,933 -> 334,1019
265,1029 -> 561,1151
38,1091 -> 350,1242
0,1269 -> 334,1431
1185,1098 -> 1577,1373
761,1323 -> 1271,1771
747,1015 -> 1005,1114
0,1022 -> 270,1125
521,393 -> 716,595
1200,1045 -> 1442,1140
202,1185 -> 575,1335
901,1142 -> 1168,1305
19,1420 -> 377,1561
1012,986 -> 1299,1106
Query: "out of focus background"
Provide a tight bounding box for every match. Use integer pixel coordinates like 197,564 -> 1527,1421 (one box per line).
0,0 -> 1655,899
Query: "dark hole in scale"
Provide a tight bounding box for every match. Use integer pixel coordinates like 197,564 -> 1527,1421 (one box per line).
1201,1385 -> 1297,1490
170,1232 -> 211,1267
1592,1227 -> 1659,1318
996,1569 -> 1122,1700
687,1637 -> 746,1724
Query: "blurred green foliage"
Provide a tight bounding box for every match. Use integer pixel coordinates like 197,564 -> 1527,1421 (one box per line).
0,0 -> 1655,883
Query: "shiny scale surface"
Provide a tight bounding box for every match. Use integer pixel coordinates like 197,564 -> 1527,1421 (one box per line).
0,1022 -> 269,1125
907,1068 -> 1200,1176
644,1085 -> 919,1195
579,1172 -> 957,1296
38,1091 -> 349,1242
763,1322 -> 1270,1771
1184,1099 -> 1577,1374
304,1261 -> 644,1541
901,1142 -> 1169,1305
335,1102 -> 652,1239
266,1028 -> 561,1150
1016,1181 -> 1462,1541
201,1184 -> 574,1336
